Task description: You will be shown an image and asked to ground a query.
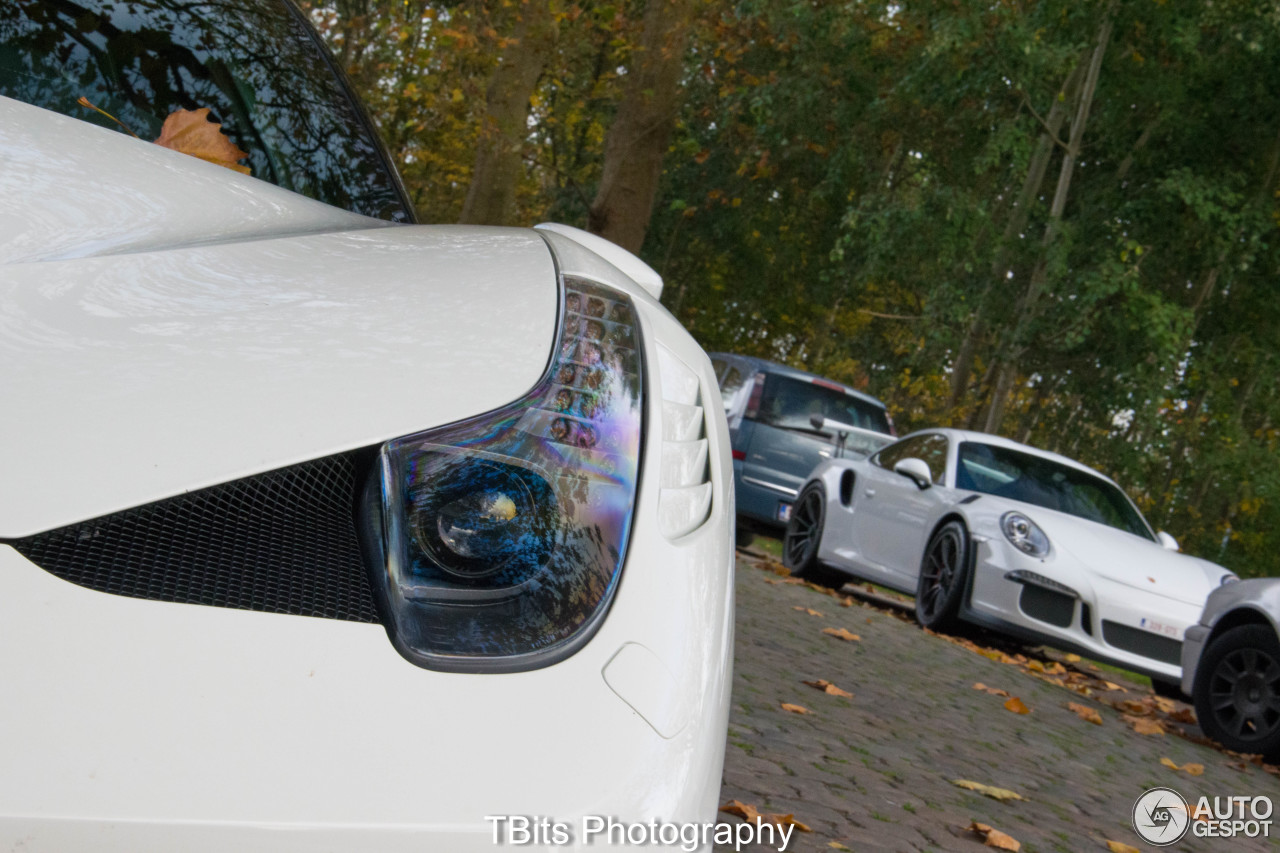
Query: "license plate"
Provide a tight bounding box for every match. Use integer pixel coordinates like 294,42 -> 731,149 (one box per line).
777,502 -> 793,522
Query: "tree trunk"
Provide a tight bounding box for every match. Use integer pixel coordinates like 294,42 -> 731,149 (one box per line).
587,0 -> 694,254
982,4 -> 1115,433
458,2 -> 559,226
947,60 -> 1086,409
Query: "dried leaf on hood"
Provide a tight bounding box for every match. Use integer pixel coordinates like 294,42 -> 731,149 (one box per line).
822,627 -> 861,642
153,108 -> 250,174
802,679 -> 853,698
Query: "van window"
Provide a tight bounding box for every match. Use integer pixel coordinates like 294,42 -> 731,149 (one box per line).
753,374 -> 890,437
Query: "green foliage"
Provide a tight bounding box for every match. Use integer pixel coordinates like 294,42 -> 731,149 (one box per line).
307,0 -> 1280,578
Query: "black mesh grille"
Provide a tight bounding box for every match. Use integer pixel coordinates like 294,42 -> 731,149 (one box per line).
1103,620 -> 1182,665
11,453 -> 378,623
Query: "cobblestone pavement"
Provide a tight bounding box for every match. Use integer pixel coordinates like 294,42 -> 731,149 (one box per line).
716,546 -> 1280,853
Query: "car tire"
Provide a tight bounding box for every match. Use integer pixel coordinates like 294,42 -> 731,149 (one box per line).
1193,623 -> 1280,761
783,483 -> 846,589
914,519 -> 970,633
1151,679 -> 1187,702
734,525 -> 755,550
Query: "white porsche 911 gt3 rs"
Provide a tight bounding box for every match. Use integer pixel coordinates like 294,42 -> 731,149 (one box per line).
0,2 -> 733,850
783,428 -> 1236,685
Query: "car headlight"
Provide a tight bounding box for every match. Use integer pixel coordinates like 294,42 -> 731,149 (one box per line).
1001,511 -> 1050,558
368,276 -> 643,672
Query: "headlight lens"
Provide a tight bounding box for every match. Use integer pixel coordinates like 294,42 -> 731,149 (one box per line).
372,277 -> 643,671
1001,511 -> 1050,558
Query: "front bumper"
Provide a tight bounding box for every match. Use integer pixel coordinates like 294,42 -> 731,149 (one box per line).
0,266 -> 734,851
965,538 -> 1199,682
1180,623 -> 1211,695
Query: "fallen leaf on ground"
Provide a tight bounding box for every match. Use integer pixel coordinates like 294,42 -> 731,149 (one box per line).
780,702 -> 811,714
828,843 -> 851,851
973,683 -> 1010,697
1105,841 -> 1140,853
1004,697 -> 1031,714
153,108 -> 250,174
1184,763 -> 1205,776
1153,696 -> 1179,714
1123,714 -> 1165,735
965,821 -> 1021,851
1118,699 -> 1153,716
822,627 -> 861,642
719,800 -> 761,822
802,679 -> 853,698
792,606 -> 823,616
1064,653 -> 1082,663
841,597 -> 853,607
1170,707 -> 1197,725
768,814 -> 812,832
1102,680 -> 1127,692
1067,702 -> 1103,725
951,779 -> 1025,801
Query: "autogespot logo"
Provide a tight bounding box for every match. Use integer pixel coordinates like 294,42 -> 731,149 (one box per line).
1133,787 -> 1191,846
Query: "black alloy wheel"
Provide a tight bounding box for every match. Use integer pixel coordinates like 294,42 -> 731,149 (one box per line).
783,484 -> 845,589
914,520 -> 970,632
1194,624 -> 1280,760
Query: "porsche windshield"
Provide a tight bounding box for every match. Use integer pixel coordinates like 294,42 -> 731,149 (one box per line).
956,442 -> 1153,540
0,0 -> 411,221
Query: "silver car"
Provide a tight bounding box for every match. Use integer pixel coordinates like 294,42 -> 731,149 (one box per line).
1182,578 -> 1280,759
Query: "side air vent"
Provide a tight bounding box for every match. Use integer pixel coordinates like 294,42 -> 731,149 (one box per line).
655,344 -> 713,539
11,453 -> 378,623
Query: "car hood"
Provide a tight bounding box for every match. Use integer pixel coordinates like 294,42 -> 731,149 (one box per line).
1,101 -> 558,538
1001,504 -> 1221,606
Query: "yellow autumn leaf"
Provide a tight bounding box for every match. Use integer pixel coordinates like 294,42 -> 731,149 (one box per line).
780,702 -> 811,715
792,606 -> 823,616
1004,696 -> 1031,715
769,814 -> 812,832
1123,714 -> 1165,735
719,800 -> 761,822
1106,841 -> 1140,853
822,627 -> 861,642
966,821 -> 1021,851
974,682 -> 1010,697
153,108 -> 250,174
802,679 -> 853,698
952,779 -> 1026,801
1064,653 -> 1082,663
1067,702 -> 1103,725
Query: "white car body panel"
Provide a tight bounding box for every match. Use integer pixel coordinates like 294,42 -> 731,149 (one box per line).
1,97 -> 734,849
0,99 -> 564,538
808,428 -> 1231,681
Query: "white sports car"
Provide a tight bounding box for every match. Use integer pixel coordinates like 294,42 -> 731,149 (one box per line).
783,428 -> 1236,685
0,2 -> 734,850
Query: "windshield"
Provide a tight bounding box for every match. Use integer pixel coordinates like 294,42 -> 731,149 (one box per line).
956,442 -> 1153,541
0,0 -> 411,221
754,374 -> 892,454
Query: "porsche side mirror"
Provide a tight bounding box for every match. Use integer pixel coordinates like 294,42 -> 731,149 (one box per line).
1157,530 -> 1179,552
809,412 -> 826,432
893,457 -> 932,490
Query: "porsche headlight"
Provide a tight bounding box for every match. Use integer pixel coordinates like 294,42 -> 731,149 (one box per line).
1001,511 -> 1050,558
371,277 -> 643,672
